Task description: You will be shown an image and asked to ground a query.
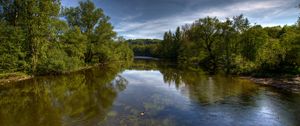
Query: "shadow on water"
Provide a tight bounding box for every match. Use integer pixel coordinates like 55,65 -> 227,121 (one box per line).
0,60 -> 300,126
0,63 -> 128,126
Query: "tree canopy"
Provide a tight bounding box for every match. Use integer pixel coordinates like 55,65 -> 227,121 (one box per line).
0,0 -> 133,75
156,14 -> 300,75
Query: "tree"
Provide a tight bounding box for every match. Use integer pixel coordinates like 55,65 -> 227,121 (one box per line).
62,27 -> 87,63
63,0 -> 123,63
232,14 -> 250,33
173,27 -> 182,59
0,0 -> 61,73
91,16 -> 117,62
280,26 -> 300,69
240,25 -> 268,61
0,21 -> 27,72
127,39 -> 161,57
63,0 -> 103,34
256,38 -> 286,70
160,31 -> 175,58
190,17 -> 222,70
219,18 -> 235,73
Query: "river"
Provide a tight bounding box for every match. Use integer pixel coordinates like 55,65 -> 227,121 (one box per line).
0,60 -> 299,126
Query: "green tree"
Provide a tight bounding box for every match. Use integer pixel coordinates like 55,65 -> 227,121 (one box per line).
63,0 -> 104,63
0,0 -> 61,73
0,22 -> 27,72
280,26 -> 300,70
190,17 -> 222,70
63,0 -> 103,34
92,16 -> 117,63
240,25 -> 268,61
256,38 -> 286,70
219,18 -> 235,73
160,31 -> 174,58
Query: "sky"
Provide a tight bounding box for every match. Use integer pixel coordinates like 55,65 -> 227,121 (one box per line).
61,0 -> 299,39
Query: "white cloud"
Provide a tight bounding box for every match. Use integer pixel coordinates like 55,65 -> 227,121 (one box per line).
115,0 -> 299,39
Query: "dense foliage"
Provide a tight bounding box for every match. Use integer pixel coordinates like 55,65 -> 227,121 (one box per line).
127,39 -> 161,57
158,14 -> 300,75
0,0 -> 133,75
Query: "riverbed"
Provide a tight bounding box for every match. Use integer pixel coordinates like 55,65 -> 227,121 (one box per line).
0,60 -> 299,126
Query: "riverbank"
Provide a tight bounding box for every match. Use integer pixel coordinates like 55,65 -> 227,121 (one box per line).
241,76 -> 300,93
0,73 -> 33,84
0,63 -> 108,85
2,62 -> 300,94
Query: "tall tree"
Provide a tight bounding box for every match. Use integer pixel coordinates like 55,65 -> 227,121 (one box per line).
0,0 -> 61,73
219,18 -> 234,73
240,25 -> 268,61
160,31 -> 175,58
64,0 -> 118,63
92,16 -> 116,62
191,17 -> 222,70
173,27 -> 182,59
63,0 -> 103,34
0,21 -> 26,72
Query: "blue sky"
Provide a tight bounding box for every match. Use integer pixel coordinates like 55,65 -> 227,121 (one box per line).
61,0 -> 299,39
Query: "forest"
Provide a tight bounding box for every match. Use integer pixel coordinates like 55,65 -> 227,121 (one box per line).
131,13 -> 300,75
0,0 -> 299,77
127,39 -> 161,57
0,0 -> 133,75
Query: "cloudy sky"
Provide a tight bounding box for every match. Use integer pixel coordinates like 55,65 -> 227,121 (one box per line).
61,0 -> 299,39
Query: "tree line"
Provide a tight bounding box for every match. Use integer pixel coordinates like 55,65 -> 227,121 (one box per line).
127,39 -> 161,57
158,13 -> 300,75
0,0 -> 133,75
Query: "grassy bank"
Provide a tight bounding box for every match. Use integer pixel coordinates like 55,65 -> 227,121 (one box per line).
0,72 -> 32,84
0,61 -> 130,85
241,75 -> 300,93
0,64 -> 99,84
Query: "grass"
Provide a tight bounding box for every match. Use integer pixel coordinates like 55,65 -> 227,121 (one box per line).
0,72 -> 31,83
0,72 -> 28,79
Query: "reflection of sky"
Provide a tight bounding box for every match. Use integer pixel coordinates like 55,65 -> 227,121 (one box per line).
121,70 -> 163,86
121,70 -> 187,93
112,70 -> 300,126
119,70 -> 192,109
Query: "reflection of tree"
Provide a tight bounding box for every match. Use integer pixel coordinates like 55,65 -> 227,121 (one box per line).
0,63 -> 128,126
131,60 -> 259,105
162,68 -> 259,104
162,69 -> 258,104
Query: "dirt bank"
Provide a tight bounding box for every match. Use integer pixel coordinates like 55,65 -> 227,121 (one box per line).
242,76 -> 300,93
0,73 -> 33,85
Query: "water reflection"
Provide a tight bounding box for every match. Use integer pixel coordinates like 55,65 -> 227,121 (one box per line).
0,60 -> 300,126
0,64 -> 128,126
131,60 -> 260,105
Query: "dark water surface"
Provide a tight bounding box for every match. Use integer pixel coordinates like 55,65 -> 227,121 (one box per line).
0,60 -> 300,126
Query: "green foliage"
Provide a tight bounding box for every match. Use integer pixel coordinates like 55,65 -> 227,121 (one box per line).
0,22 -> 28,73
0,0 -> 133,75
63,0 -> 103,33
157,14 -> 300,75
127,39 -> 161,57
62,27 -> 87,61
240,25 -> 268,61
159,31 -> 178,59
256,39 -> 286,70
37,45 -> 69,74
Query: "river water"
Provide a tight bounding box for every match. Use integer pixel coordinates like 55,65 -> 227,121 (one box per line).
0,60 -> 299,126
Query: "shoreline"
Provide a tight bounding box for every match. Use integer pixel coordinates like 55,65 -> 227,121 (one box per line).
1,64 -> 300,94
241,76 -> 300,93
0,63 -> 106,85
0,73 -> 33,85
